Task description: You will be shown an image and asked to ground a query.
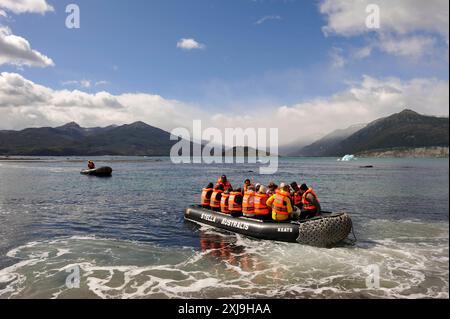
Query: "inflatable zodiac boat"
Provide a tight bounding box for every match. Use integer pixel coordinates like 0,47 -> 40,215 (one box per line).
184,205 -> 353,247
80,166 -> 113,177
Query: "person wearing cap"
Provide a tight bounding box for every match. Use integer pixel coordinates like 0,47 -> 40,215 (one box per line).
266,184 -> 294,222
87,160 -> 95,169
299,183 -> 321,219
216,175 -> 232,191
201,182 -> 214,208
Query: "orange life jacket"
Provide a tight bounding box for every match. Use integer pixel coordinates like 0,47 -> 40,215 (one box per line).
302,188 -> 319,211
272,190 -> 290,216
242,190 -> 255,216
210,189 -> 223,208
220,193 -> 231,214
201,188 -> 213,206
228,191 -> 242,211
254,193 -> 270,215
293,191 -> 302,205
216,178 -> 232,191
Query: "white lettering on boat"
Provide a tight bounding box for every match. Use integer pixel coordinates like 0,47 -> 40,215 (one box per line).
221,218 -> 250,231
277,227 -> 293,233
200,213 -> 217,223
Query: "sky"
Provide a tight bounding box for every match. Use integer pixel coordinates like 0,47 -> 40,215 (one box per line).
0,0 -> 449,145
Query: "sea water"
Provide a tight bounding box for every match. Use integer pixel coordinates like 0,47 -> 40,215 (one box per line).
0,157 -> 448,298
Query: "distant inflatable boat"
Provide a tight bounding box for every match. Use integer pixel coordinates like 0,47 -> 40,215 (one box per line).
184,206 -> 353,247
80,166 -> 113,177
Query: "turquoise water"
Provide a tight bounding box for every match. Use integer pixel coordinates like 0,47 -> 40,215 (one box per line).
0,157 -> 448,298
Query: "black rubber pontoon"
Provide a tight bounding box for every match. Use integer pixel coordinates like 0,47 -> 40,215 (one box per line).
185,205 -> 353,247
80,166 -> 113,177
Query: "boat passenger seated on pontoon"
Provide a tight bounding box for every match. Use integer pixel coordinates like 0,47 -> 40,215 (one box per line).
200,182 -> 214,208
216,175 -> 232,191
228,188 -> 243,217
290,182 -> 303,210
87,160 -> 95,169
210,184 -> 224,212
266,184 -> 294,222
299,183 -> 321,220
220,189 -> 232,214
242,185 -> 256,218
253,185 -> 271,221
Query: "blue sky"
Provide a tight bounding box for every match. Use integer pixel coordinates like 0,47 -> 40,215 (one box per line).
0,0 -> 448,143
3,0 -> 447,104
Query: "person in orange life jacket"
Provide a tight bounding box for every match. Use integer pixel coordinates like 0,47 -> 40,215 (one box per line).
266,184 -> 294,222
200,182 -> 214,208
216,175 -> 232,191
87,160 -> 95,169
228,187 -> 243,217
210,184 -> 224,211
290,182 -> 303,210
253,185 -> 271,221
299,183 -> 321,220
242,185 -> 256,218
220,189 -> 232,214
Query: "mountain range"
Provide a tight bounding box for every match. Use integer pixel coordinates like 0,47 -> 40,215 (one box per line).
294,109 -> 449,157
0,121 -> 178,156
0,109 -> 448,157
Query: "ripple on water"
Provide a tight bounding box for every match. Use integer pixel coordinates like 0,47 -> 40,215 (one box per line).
0,225 -> 448,299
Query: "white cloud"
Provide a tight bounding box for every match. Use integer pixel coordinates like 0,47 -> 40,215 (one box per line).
176,38 -> 205,51
62,80 -> 92,88
320,0 -> 449,60
0,9 -> 7,17
377,34 -> 437,58
0,72 -> 202,131
320,0 -> 448,38
353,46 -> 372,59
0,72 -> 448,147
330,47 -> 346,68
0,26 -> 54,67
0,0 -> 54,15
62,80 -> 109,88
255,15 -> 281,25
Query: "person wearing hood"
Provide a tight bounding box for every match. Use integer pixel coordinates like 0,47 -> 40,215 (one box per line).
266,184 -> 294,222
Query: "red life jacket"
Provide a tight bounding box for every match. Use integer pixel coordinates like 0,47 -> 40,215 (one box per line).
228,191 -> 242,211
254,193 -> 270,215
210,189 -> 223,208
272,190 -> 290,216
293,191 -> 302,205
302,188 -> 319,211
201,188 -> 213,206
242,190 -> 255,217
216,178 -> 232,191
220,193 -> 231,214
